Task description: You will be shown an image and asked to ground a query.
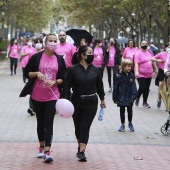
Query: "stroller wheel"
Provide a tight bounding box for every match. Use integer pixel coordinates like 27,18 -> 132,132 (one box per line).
160,124 -> 170,136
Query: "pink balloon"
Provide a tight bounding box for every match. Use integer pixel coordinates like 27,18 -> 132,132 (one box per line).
55,99 -> 74,118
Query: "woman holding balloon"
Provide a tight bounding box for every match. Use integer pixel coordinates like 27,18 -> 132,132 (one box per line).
20,33 -> 66,163
64,45 -> 106,162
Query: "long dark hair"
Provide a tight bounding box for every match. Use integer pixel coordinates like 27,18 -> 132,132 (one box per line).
10,38 -> 17,46
110,37 -> 119,49
77,45 -> 89,60
127,39 -> 136,47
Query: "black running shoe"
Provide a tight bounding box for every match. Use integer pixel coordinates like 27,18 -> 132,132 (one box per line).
76,147 -> 80,157
157,100 -> 161,109
27,108 -> 35,116
135,99 -> 139,106
78,152 -> 87,162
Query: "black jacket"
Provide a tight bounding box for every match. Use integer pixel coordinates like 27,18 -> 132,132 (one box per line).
113,71 -> 137,107
63,63 -> 105,109
19,50 -> 66,97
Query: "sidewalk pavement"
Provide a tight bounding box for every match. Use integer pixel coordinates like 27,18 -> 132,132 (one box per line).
0,60 -> 170,170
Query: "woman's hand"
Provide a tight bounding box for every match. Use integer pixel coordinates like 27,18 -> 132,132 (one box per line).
36,72 -> 44,81
44,80 -> 56,87
155,68 -> 158,74
135,71 -> 139,78
100,100 -> 106,108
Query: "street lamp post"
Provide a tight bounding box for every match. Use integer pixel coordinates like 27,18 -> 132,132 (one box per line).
120,17 -> 124,37
131,12 -> 136,39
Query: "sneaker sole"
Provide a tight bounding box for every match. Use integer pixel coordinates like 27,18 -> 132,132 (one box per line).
79,158 -> 87,162
143,107 -> 151,109
27,109 -> 36,116
118,129 -> 125,132
44,157 -> 53,163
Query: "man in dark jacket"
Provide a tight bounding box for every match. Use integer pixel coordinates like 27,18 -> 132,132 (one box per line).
113,59 -> 137,132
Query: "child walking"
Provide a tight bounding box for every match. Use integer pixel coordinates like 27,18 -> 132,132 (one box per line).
113,59 -> 137,132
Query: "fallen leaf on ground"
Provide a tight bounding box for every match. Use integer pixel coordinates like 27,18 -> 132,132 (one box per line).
144,136 -> 150,139
134,155 -> 143,160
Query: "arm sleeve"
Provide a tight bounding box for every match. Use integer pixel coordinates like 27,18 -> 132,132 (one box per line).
131,79 -> 137,101
63,68 -> 73,100
112,75 -> 120,102
164,54 -> 170,73
96,68 -> 105,100
24,54 -> 37,79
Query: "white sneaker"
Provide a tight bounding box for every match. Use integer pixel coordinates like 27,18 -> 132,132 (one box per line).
43,152 -> 53,163
108,88 -> 112,92
37,147 -> 44,158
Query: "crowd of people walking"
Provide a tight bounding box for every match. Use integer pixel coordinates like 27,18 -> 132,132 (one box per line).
5,31 -> 170,163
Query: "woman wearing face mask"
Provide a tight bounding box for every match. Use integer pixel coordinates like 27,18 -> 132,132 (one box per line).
20,33 -> 66,163
20,39 -> 35,83
29,37 -> 43,59
92,39 -> 106,78
27,37 -> 43,116
122,39 -> 138,75
6,38 -> 20,75
64,45 -> 106,162
134,40 -> 156,108
105,37 -> 121,92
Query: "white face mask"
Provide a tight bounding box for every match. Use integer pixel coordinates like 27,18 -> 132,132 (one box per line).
166,47 -> 170,54
99,43 -> 103,47
35,43 -> 42,49
27,42 -> 32,46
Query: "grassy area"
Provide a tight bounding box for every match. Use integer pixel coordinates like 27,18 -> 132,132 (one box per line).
0,39 -> 7,51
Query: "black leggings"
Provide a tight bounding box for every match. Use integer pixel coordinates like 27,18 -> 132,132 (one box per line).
106,67 -> 115,88
98,68 -> 104,78
22,68 -> 26,83
31,99 -> 56,147
136,78 -> 151,103
73,108 -> 97,144
120,106 -> 133,124
10,57 -> 18,73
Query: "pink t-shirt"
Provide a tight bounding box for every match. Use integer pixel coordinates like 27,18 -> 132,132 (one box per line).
154,51 -> 167,70
8,44 -> 20,58
134,49 -> 153,78
93,47 -> 103,68
107,46 -> 116,67
31,52 -> 60,101
28,49 -> 37,60
123,47 -> 139,62
55,43 -> 76,68
20,45 -> 35,68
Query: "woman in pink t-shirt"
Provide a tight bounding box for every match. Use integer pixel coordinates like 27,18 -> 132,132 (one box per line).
105,37 -> 121,92
134,40 -> 156,108
122,39 -> 139,74
6,38 -> 20,75
20,34 -> 66,163
92,39 -> 105,78
20,39 -> 35,83
153,44 -> 169,109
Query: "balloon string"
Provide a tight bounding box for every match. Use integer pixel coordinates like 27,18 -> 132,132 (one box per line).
44,80 -> 58,99
49,87 -> 58,99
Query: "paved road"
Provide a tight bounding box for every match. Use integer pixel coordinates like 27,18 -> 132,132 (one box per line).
0,60 -> 170,170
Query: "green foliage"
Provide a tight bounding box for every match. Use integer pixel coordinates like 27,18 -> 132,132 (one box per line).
1,0 -> 54,32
